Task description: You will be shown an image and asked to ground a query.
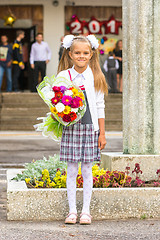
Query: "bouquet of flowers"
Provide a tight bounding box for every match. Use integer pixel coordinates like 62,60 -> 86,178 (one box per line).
34,75 -> 86,141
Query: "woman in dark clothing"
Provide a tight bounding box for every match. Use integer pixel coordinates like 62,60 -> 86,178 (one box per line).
113,40 -> 122,93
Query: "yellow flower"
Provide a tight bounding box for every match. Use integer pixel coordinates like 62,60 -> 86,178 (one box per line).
63,105 -> 71,114
72,88 -> 79,96
50,107 -> 58,114
25,178 -> 31,184
42,169 -> 50,181
49,182 -> 56,188
38,181 -> 44,187
78,92 -> 85,100
56,170 -> 61,177
78,164 -> 82,175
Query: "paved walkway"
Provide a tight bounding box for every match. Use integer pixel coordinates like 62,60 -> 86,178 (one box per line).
0,131 -> 160,240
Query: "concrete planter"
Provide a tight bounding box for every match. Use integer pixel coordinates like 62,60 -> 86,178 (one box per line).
101,152 -> 160,181
7,169 -> 160,221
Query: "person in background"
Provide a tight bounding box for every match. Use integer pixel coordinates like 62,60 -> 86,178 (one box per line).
0,35 -> 12,92
58,36 -> 64,62
12,30 -> 25,92
103,51 -> 119,93
30,33 -> 51,92
113,40 -> 123,93
19,42 -> 29,91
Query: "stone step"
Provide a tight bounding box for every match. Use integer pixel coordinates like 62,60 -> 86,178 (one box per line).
0,163 -> 25,168
0,93 -> 123,131
1,108 -> 48,117
105,126 -> 122,131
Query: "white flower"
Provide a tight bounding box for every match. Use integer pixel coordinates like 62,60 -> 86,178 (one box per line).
65,90 -> 73,96
47,91 -> 55,99
86,35 -> 99,49
62,35 -> 74,49
55,102 -> 65,113
71,108 -> 78,113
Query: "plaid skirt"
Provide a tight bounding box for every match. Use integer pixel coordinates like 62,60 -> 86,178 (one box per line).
60,121 -> 100,163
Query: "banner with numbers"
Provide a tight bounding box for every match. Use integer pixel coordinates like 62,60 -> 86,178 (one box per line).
66,15 -> 122,35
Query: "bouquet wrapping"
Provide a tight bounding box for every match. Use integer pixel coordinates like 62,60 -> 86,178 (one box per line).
34,75 -> 86,141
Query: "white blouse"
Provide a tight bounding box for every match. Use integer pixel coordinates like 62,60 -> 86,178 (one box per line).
56,65 -> 105,131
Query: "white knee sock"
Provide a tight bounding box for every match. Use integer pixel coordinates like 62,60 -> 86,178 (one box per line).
81,162 -> 93,214
67,162 -> 78,214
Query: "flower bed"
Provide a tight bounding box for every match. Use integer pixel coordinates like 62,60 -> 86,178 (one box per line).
12,155 -> 160,189
7,169 -> 160,221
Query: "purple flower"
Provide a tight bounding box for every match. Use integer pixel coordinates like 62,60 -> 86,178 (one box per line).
61,95 -> 72,105
70,97 -> 80,108
60,86 -> 67,93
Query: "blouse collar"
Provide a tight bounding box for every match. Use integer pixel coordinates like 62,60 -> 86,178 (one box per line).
71,65 -> 91,81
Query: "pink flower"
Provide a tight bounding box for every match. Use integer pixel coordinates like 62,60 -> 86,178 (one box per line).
61,95 -> 72,105
70,97 -> 80,108
62,114 -> 71,122
52,86 -> 61,92
51,97 -> 60,105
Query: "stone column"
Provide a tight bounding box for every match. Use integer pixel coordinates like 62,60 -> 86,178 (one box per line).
101,0 -> 160,180
123,0 -> 160,154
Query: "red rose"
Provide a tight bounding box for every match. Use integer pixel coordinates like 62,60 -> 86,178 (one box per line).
52,86 -> 61,92
62,114 -> 71,122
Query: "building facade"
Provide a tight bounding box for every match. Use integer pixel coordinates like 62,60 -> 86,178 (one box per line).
0,0 -> 122,81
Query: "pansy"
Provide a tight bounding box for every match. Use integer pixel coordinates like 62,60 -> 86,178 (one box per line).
51,97 -> 60,105
55,102 -> 65,112
52,86 -> 61,92
61,95 -> 72,105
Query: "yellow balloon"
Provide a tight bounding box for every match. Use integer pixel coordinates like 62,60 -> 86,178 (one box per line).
4,15 -> 16,26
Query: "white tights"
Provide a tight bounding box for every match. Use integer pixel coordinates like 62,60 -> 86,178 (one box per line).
67,162 -> 93,215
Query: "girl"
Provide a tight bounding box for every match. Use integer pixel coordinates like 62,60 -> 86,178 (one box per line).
57,35 -> 107,224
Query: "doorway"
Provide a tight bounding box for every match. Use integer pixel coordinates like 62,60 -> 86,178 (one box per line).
0,26 -> 36,91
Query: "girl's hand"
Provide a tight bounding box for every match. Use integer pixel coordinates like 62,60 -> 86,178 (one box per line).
98,134 -> 107,150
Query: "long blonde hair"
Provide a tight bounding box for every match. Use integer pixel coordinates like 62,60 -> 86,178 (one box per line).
58,36 -> 108,94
